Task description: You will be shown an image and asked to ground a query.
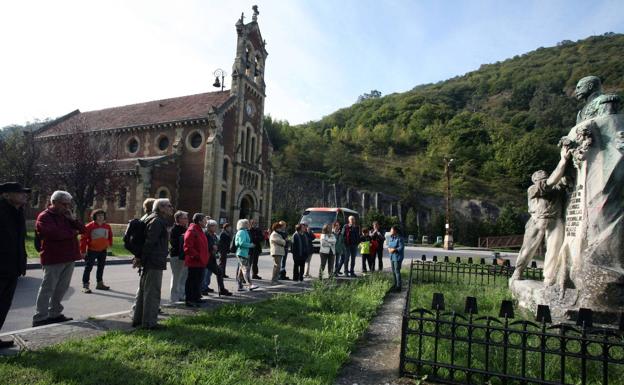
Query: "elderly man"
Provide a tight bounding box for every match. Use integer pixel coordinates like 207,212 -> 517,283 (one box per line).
574,75 -> 621,124
132,198 -> 173,329
0,182 -> 30,347
33,190 -> 85,327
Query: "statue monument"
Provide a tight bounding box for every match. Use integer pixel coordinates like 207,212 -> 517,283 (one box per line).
510,75 -> 623,322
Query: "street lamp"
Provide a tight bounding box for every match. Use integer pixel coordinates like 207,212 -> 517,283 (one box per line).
443,157 -> 455,250
213,68 -> 227,91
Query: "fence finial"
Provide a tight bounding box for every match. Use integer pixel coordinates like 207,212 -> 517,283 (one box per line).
576,308 -> 593,328
432,293 -> 445,311
499,300 -> 515,319
536,304 -> 552,323
464,296 -> 478,314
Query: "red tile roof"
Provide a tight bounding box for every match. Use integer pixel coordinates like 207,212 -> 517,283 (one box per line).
36,90 -> 232,137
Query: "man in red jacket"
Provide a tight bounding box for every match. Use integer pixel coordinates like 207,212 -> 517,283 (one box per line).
32,190 -> 85,327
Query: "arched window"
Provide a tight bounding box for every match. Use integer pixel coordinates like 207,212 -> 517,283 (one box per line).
251,137 -> 256,163
222,158 -> 229,181
246,127 -> 252,162
118,187 -> 127,208
241,131 -> 246,161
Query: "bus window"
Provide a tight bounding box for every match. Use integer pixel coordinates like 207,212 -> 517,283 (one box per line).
300,211 -> 338,233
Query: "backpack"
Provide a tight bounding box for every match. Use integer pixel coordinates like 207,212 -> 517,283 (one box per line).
34,231 -> 42,253
230,236 -> 237,254
178,234 -> 185,259
123,218 -> 147,257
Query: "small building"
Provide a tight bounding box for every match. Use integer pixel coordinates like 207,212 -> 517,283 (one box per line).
31,9 -> 273,227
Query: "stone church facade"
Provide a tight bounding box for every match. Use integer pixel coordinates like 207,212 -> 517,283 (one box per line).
31,10 -> 273,227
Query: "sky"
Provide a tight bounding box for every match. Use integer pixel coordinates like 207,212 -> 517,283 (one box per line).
1,0 -> 623,128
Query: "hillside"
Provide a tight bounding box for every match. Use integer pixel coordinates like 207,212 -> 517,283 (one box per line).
266,33 -> 624,209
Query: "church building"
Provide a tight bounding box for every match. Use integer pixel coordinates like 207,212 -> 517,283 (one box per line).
32,8 -> 273,227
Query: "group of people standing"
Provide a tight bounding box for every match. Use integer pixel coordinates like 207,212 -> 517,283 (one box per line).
267,215 -> 405,292
0,182 -> 406,339
130,198 -> 270,328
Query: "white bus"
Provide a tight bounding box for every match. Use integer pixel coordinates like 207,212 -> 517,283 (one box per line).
299,207 -> 360,252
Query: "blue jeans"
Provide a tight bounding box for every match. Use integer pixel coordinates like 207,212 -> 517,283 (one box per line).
280,246 -> 289,273
201,268 -> 212,291
345,245 -> 358,274
391,259 -> 403,289
334,252 -> 346,273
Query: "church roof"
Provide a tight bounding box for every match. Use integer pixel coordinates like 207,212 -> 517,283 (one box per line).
36,90 -> 232,137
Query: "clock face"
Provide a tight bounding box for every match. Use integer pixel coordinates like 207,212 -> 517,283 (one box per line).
245,100 -> 256,117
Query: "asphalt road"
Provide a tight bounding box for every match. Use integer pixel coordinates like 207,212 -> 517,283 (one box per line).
2,246 -> 519,334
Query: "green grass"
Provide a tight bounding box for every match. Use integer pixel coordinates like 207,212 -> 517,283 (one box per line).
404,278 -> 624,385
0,274 -> 392,385
26,232 -> 130,259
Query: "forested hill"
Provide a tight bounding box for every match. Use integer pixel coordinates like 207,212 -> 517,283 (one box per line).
265,33 -> 624,208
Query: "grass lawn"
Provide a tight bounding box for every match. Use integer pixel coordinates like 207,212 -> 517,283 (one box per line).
0,274 -> 391,385
26,232 -> 130,259
405,278 -> 624,384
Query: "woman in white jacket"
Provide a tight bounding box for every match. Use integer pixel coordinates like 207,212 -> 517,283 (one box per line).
269,222 -> 287,283
319,224 -> 336,279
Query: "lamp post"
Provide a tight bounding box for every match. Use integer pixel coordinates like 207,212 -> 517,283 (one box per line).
443,157 -> 455,250
213,68 -> 227,91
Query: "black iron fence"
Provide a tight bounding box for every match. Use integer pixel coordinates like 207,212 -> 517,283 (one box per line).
412,255 -> 543,285
400,265 -> 624,385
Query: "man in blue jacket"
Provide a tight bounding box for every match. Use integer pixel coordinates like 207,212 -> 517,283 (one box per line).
387,226 -> 405,292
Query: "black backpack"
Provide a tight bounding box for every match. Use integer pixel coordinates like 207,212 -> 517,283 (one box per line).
34,231 -> 42,253
123,218 -> 147,257
230,236 -> 237,254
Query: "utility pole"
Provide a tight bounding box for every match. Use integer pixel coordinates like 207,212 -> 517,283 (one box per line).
444,157 -> 455,250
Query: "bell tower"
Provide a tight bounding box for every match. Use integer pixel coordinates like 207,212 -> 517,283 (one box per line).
230,5 -> 268,97
227,5 -> 272,226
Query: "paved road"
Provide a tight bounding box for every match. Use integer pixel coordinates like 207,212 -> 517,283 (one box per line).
2,247 -> 519,334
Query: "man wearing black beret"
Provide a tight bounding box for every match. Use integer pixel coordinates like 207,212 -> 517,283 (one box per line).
0,182 -> 30,348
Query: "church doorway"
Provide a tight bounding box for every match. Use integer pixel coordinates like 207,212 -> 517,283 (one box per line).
239,195 -> 254,219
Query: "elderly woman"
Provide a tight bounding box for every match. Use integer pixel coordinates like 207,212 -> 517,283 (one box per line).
169,210 -> 188,303
319,224 -> 336,279
218,223 -> 232,278
269,222 -> 286,283
205,219 -> 232,296
235,219 -> 258,291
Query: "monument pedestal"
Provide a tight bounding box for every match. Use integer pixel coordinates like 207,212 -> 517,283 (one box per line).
510,279 -> 624,325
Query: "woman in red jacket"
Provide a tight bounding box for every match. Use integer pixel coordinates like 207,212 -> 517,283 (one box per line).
184,213 -> 210,307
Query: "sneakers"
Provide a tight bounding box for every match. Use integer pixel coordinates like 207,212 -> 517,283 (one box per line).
200,288 -> 215,296
248,285 -> 259,291
96,281 -> 110,290
219,289 -> 233,296
48,315 -> 73,324
32,318 -> 50,327
82,285 -> 92,294
252,275 -> 262,280
223,274 -> 230,279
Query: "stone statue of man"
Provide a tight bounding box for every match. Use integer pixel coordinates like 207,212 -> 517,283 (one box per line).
574,76 -> 621,124
511,145 -> 571,283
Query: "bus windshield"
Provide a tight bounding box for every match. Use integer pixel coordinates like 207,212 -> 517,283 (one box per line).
300,211 -> 337,232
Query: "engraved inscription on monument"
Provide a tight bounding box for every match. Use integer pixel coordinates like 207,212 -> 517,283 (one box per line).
565,185 -> 583,237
